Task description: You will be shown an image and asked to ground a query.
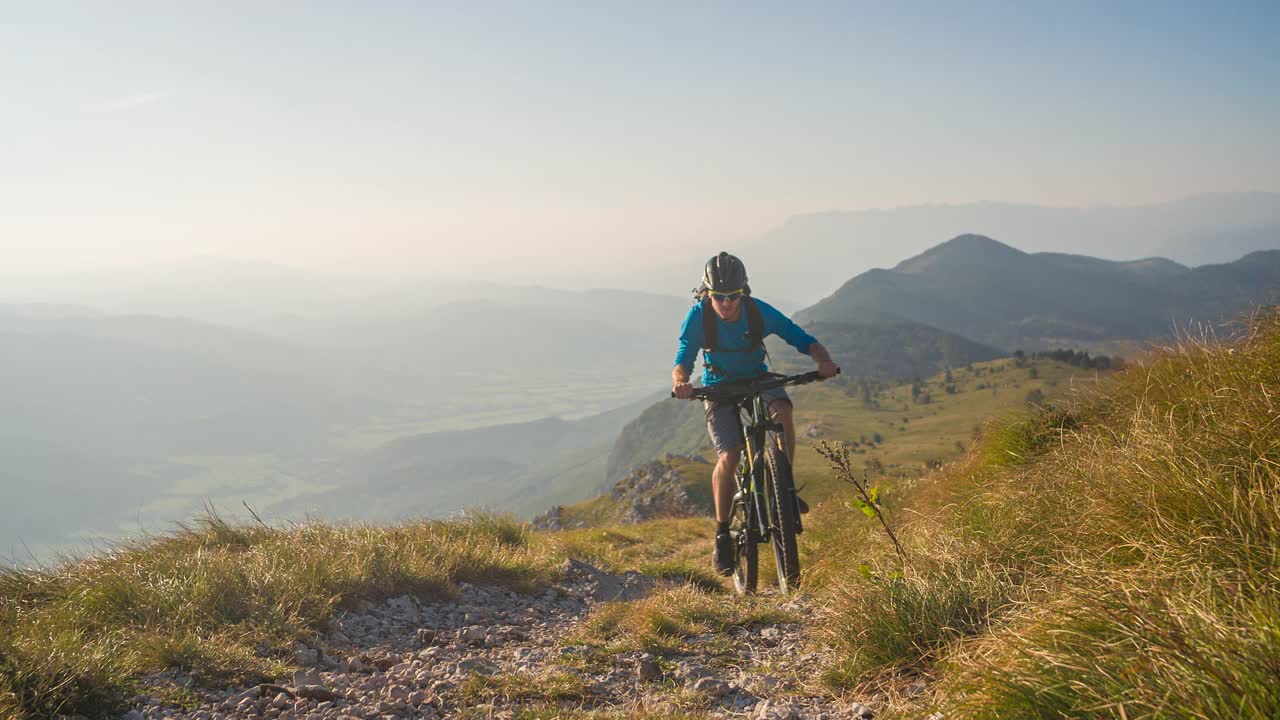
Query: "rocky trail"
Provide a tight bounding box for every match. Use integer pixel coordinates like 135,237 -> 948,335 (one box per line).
119,560 -> 884,720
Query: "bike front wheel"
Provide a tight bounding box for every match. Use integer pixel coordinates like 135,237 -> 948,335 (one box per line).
731,487 -> 758,595
765,446 -> 801,593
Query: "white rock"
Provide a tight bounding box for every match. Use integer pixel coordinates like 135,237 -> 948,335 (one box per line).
849,703 -> 875,719
755,700 -> 802,720
692,676 -> 732,697
636,654 -> 662,681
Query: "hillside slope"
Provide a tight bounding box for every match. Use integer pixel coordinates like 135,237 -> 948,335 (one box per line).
803,307 -> 1280,717
280,392 -> 664,522
766,316 -> 1005,378
581,355 -> 1091,525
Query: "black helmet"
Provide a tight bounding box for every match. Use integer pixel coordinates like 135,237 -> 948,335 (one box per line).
702,251 -> 749,293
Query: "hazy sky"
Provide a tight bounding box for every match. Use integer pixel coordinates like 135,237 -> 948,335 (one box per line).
2,2 -> 1278,277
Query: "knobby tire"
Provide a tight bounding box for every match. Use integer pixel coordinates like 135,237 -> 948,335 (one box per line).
765,446 -> 801,593
731,471 -> 758,595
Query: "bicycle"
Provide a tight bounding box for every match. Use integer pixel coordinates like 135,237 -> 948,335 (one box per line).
674,370 -> 834,594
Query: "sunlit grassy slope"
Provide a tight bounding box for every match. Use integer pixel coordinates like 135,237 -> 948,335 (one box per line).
786,356 -> 1091,505
565,355 -> 1094,527
802,310 -> 1280,719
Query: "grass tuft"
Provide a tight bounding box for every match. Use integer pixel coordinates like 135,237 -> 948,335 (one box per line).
575,585 -> 794,655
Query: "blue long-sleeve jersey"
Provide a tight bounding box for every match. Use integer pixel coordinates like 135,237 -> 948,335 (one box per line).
674,298 -> 819,386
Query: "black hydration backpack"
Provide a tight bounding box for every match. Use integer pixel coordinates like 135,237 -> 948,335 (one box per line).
700,295 -> 764,353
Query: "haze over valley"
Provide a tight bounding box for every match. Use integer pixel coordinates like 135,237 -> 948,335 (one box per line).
4,197 -> 1277,560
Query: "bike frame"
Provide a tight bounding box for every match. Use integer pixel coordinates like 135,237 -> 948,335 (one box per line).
736,391 -> 788,545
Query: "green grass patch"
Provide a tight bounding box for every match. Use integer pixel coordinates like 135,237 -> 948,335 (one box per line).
634,559 -> 724,594
543,519 -> 715,582
574,585 -> 795,655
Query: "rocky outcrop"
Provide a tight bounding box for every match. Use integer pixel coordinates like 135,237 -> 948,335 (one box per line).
530,505 -> 564,531
609,459 -> 706,524
533,457 -> 711,530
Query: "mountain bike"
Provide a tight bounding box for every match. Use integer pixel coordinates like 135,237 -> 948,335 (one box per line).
676,370 -> 833,594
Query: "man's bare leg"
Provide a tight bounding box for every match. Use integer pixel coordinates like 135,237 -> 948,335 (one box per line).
712,448 -> 741,523
711,447 -> 742,574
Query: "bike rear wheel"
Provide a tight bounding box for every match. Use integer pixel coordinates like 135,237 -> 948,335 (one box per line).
765,446 -> 801,593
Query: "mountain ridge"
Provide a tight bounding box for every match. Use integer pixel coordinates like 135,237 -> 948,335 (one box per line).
797,237 -> 1280,351
733,192 -> 1280,307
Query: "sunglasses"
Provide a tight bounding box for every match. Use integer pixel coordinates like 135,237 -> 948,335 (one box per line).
709,289 -> 744,301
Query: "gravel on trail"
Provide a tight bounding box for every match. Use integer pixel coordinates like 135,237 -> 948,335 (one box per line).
113,560 -> 879,720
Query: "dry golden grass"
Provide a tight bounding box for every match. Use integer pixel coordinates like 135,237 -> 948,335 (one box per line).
807,309 -> 1280,718
0,509 -> 730,719
0,511 -> 560,719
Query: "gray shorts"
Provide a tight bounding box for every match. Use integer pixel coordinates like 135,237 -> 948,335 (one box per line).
705,387 -> 791,454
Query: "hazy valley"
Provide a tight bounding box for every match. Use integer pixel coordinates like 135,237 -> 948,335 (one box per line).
3,205 -> 1277,560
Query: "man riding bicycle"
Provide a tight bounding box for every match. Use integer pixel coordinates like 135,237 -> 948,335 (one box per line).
672,252 -> 840,575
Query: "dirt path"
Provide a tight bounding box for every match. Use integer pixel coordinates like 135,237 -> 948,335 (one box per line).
120,561 -> 878,720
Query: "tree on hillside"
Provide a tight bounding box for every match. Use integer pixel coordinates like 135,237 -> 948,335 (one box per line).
1033,348 -> 1120,370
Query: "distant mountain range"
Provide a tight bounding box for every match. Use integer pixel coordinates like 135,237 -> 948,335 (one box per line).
796,235 -> 1280,351
766,314 -> 1005,379
731,192 -> 1280,309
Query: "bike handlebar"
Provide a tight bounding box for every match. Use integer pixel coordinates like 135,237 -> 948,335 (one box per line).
671,369 -> 839,402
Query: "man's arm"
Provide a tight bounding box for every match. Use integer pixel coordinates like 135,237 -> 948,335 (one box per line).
808,342 -> 840,378
672,305 -> 701,398
672,364 -> 694,398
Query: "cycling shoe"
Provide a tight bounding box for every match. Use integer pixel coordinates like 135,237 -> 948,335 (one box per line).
713,532 -> 735,576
